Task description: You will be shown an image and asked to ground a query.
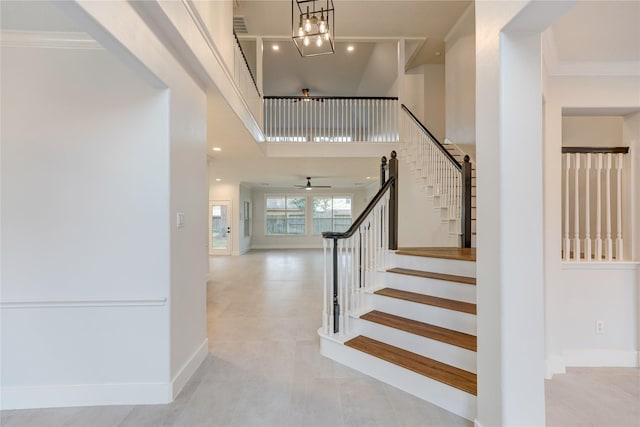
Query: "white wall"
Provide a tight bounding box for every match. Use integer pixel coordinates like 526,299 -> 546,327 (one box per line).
357,42 -> 398,97
623,112 -> 640,261
250,187 -> 368,249
444,4 -> 475,146
0,0 -> 209,409
1,46 -> 171,408
404,65 -> 425,122
544,73 -> 640,378
397,159 -> 459,248
423,65 -> 446,143
191,0 -> 234,78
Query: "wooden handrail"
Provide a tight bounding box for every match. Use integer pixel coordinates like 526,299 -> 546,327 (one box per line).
562,147 -> 629,154
232,30 -> 260,97
401,104 -> 461,171
322,152 -> 398,245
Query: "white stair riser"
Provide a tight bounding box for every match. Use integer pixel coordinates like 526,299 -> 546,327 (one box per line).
352,317 -> 477,373
319,335 -> 477,421
372,295 -> 476,335
385,273 -> 476,303
390,254 -> 476,277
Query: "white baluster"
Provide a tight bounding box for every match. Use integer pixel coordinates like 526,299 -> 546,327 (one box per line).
584,153 -> 591,261
563,153 -> 571,260
616,153 -> 623,260
573,153 -> 581,261
323,239 -> 328,334
595,153 -> 603,260
605,153 -> 613,260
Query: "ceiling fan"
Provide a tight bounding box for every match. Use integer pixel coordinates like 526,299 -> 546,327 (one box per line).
295,177 -> 331,191
293,88 -> 324,103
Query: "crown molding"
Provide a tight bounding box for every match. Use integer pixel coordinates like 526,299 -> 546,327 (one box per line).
543,28 -> 640,77
0,30 -> 103,50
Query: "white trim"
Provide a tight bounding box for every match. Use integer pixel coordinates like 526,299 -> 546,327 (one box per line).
0,30 -> 103,50
545,354 -> 567,379
0,297 -> 167,309
0,382 -> 171,410
474,420 -> 484,427
562,261 -> 640,270
171,338 -> 208,399
547,350 -> 639,379
562,349 -> 640,368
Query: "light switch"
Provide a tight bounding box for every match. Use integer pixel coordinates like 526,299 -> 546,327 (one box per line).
177,212 -> 185,228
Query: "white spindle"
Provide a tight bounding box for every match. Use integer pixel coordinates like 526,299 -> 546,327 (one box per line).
322,239 -> 328,334
573,153 -> 581,261
595,153 -> 603,260
584,153 -> 592,261
563,153 -> 571,260
616,153 -> 623,260
605,153 -> 613,260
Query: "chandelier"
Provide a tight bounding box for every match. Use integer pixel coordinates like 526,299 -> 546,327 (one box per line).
292,0 -> 335,57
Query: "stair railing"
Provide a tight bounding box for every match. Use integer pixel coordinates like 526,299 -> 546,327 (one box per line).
232,30 -> 261,122
562,146 -> 630,261
400,105 -> 472,247
322,152 -> 398,336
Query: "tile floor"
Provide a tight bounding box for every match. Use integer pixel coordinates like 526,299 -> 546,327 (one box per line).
1,249 -> 638,426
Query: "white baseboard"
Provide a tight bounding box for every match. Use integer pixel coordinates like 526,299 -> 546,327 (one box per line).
171,338 -> 208,399
546,349 -> 639,378
0,382 -> 171,410
545,354 -> 566,378
562,349 -> 639,368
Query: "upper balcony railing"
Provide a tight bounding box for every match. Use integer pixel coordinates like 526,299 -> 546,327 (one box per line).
232,31 -> 261,123
263,96 -> 399,143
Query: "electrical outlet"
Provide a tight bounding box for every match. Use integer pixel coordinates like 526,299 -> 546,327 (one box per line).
595,320 -> 605,334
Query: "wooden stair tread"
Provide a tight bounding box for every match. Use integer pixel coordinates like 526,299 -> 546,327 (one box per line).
395,247 -> 476,261
345,336 -> 477,395
387,267 -> 476,285
374,288 -> 477,315
361,310 -> 477,351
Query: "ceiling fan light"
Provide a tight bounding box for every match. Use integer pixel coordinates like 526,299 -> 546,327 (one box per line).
305,186 -> 313,191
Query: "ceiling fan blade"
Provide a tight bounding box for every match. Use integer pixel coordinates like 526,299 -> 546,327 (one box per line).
311,185 -> 332,188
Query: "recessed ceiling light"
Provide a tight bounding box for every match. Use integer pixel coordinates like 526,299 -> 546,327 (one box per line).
215,178 -> 222,182
366,176 -> 372,180
212,147 -> 222,151
435,51 -> 441,56
272,45 -> 279,51
347,45 -> 355,52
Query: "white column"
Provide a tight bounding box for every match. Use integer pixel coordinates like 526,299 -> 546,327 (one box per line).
605,153 -> 613,260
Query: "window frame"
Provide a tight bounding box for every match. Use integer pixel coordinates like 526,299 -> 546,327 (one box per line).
264,194 -> 307,236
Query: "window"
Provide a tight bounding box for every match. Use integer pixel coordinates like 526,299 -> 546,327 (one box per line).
266,196 -> 306,235
313,196 -> 352,234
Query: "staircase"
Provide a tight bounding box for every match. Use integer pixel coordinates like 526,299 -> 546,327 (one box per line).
399,106 -> 476,247
319,247 -> 477,420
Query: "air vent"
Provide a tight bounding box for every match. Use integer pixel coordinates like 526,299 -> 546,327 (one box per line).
233,16 -> 248,34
